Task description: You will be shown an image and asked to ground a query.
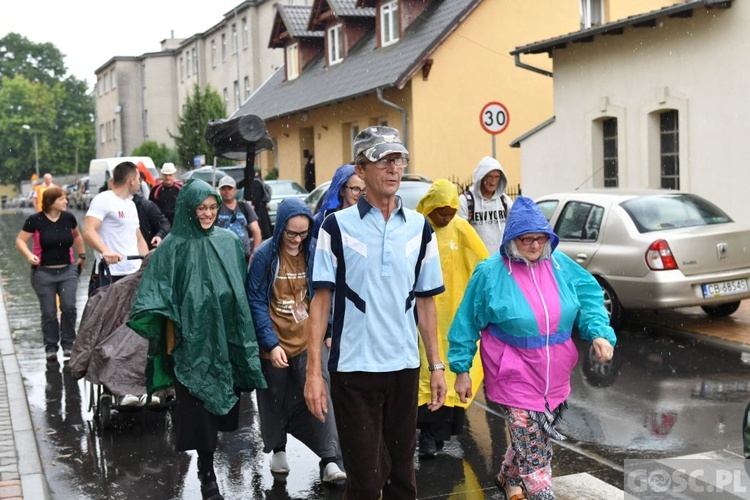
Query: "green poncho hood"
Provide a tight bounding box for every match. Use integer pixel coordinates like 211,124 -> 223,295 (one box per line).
128,178 -> 266,415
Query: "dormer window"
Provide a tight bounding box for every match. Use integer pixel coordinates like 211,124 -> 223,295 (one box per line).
580,0 -> 603,28
381,0 -> 399,46
286,43 -> 300,80
328,24 -> 343,65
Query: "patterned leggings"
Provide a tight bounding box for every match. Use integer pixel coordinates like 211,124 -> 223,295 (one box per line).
500,405 -> 555,500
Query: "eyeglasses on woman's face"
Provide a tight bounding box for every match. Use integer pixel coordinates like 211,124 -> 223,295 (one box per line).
284,229 -> 309,240
344,185 -> 365,195
373,157 -> 408,169
518,235 -> 550,246
196,204 -> 220,213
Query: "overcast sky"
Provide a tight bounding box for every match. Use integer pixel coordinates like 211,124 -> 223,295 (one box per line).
1,0 -> 244,89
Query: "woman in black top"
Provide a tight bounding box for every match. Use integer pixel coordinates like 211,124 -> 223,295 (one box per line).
15,187 -> 86,363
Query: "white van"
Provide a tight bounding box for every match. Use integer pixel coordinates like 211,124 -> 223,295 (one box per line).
88,157 -> 158,193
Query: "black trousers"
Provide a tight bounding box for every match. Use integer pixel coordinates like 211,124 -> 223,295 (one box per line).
173,379 -> 240,453
330,369 -> 419,500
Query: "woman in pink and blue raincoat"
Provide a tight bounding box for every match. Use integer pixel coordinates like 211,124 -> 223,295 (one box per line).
448,196 -> 616,500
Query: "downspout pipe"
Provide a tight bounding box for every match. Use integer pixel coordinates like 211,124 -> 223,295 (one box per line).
376,87 -> 409,173
513,53 -> 553,78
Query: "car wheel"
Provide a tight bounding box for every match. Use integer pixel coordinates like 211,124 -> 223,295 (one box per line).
596,278 -> 627,329
701,301 -> 741,317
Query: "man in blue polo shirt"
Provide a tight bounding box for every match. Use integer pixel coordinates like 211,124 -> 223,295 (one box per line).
305,126 -> 447,499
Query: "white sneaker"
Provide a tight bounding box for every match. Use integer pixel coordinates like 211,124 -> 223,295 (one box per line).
322,462 -> 347,483
139,394 -> 161,407
119,394 -> 141,407
270,451 -> 290,474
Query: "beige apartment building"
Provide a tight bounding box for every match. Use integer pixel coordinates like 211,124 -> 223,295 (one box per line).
94,0 -> 312,163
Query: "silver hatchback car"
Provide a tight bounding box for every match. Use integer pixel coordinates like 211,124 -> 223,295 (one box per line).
536,189 -> 750,328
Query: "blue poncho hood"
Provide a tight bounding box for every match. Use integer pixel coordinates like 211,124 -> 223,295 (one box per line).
500,196 -> 559,258
319,164 -> 355,213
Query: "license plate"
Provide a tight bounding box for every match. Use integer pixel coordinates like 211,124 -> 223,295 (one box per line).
702,279 -> 749,298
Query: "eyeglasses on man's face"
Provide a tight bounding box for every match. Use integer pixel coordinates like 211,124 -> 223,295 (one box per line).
284,229 -> 309,240
344,186 -> 365,195
518,235 -> 550,246
196,204 -> 220,213
373,157 -> 408,169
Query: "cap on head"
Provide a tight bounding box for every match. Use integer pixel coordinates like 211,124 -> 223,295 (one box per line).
218,176 -> 236,188
161,162 -> 177,175
352,126 -> 409,162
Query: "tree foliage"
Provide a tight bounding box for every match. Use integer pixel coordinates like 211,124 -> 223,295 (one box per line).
171,83 -> 231,168
0,33 -> 67,86
0,33 -> 94,185
131,141 -> 177,168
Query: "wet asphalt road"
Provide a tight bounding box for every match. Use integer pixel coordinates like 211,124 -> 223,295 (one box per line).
1,206 -> 749,499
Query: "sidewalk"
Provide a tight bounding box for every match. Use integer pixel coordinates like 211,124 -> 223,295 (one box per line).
631,300 -> 750,351
0,284 -> 49,500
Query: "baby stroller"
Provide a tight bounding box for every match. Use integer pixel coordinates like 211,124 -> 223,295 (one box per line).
70,254 -> 174,429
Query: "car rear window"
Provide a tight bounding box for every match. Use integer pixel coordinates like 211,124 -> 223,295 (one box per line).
621,194 -> 732,233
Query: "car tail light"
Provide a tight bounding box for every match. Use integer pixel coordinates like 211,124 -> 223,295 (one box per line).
646,239 -> 678,270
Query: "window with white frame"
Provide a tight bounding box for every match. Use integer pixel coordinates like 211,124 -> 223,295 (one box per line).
180,57 -> 184,81
192,48 -> 198,77
380,1 -> 399,46
234,81 -> 240,109
113,118 -> 117,140
97,77 -> 102,96
223,88 -> 229,109
99,124 -> 105,143
242,18 -> 249,48
186,53 -> 191,77
232,24 -> 238,54
144,109 -> 149,137
222,34 -> 227,62
211,40 -> 216,68
660,110 -> 679,190
580,0 -> 603,28
103,73 -> 109,93
327,24 -> 343,65
110,70 -> 115,89
286,43 -> 299,80
244,76 -> 251,98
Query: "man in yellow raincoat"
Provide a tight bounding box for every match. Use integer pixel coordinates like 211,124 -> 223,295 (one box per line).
415,179 -> 489,457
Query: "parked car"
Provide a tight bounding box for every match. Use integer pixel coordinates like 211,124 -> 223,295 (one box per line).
304,174 -> 432,215
535,189 -> 750,328
305,181 -> 331,215
70,177 -> 93,210
265,180 -> 308,228
178,165 -> 247,187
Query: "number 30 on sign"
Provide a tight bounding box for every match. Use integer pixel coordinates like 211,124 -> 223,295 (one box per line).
480,102 -> 510,135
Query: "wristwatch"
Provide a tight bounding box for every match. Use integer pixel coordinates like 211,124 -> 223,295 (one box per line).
428,362 -> 445,372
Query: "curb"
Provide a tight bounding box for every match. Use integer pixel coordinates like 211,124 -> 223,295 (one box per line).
0,284 -> 50,500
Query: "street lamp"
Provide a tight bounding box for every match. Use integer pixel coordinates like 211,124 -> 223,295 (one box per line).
21,124 -> 40,178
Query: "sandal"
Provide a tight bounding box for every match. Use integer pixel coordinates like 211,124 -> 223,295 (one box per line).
493,473 -> 527,500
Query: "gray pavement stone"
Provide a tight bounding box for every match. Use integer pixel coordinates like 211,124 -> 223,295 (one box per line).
0,283 -> 50,499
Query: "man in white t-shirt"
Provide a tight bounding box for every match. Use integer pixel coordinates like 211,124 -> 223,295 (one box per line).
84,161 -> 148,294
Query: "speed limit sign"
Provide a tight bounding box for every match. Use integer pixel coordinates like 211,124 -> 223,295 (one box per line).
480,102 -> 510,135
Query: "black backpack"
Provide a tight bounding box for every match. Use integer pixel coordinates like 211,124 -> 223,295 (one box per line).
464,189 -> 507,220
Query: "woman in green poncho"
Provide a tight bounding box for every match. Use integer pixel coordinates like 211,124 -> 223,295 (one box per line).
129,178 -> 266,500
